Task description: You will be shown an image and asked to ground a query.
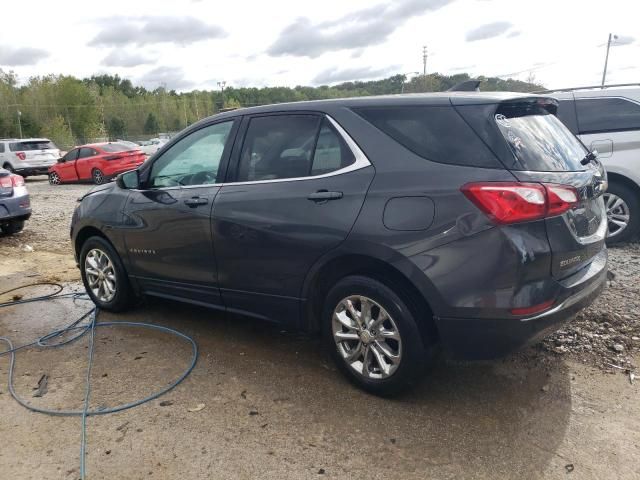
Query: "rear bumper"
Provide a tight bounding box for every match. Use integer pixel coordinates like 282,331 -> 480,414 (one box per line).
0,191 -> 32,222
435,249 -> 608,359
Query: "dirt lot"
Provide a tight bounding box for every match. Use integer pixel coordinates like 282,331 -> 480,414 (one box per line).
1,177 -> 639,479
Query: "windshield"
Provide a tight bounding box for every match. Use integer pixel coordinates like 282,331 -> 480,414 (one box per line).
495,104 -> 587,172
101,143 -> 135,153
10,140 -> 57,151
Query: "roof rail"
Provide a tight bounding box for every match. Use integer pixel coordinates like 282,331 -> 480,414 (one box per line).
534,83 -> 640,94
447,80 -> 482,92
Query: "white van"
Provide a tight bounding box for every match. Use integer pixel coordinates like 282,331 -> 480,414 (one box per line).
0,138 -> 61,178
547,84 -> 640,243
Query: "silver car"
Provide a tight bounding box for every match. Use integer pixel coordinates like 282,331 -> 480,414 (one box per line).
0,167 -> 31,235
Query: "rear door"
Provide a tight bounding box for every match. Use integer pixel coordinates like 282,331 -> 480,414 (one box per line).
491,101 -> 607,279
212,113 -> 374,326
76,147 -> 100,180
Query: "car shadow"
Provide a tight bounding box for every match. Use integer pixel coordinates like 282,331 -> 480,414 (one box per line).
105,296 -> 572,479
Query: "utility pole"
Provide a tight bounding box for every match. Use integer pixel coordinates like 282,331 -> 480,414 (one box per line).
16,110 -> 22,139
601,33 -> 616,88
422,46 -> 428,76
217,81 -> 226,110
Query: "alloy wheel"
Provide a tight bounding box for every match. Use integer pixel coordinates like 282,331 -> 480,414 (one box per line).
332,295 -> 402,380
84,248 -> 117,303
93,169 -> 104,185
604,192 -> 630,238
49,172 -> 60,185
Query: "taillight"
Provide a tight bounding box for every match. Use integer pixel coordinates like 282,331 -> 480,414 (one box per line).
11,174 -> 25,187
16,152 -> 26,160
510,299 -> 555,316
0,174 -> 24,188
461,182 -> 578,224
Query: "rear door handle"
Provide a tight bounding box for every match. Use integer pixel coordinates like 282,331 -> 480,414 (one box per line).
184,196 -> 208,207
307,190 -> 343,202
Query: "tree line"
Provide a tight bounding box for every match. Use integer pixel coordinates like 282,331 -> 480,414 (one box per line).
0,70 -> 541,149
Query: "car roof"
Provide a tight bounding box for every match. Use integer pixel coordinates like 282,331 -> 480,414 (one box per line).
0,137 -> 52,142
204,91 -> 549,122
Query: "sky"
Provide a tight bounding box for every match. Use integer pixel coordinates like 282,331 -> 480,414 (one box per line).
0,0 -> 638,91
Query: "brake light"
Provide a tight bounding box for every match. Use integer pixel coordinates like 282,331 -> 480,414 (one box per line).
16,152 -> 26,160
461,182 -> 578,224
0,174 -> 24,188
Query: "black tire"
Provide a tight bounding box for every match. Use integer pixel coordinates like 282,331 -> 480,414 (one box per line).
3,163 -> 15,174
322,275 -> 433,396
605,181 -> 639,245
1,220 -> 25,235
92,168 -> 105,185
79,236 -> 134,312
49,172 -> 61,185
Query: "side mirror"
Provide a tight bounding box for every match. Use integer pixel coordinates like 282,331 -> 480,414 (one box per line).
57,157 -> 65,163
116,169 -> 140,189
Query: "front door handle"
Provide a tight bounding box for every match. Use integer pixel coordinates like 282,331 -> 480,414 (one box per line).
184,196 -> 208,207
307,190 -> 343,202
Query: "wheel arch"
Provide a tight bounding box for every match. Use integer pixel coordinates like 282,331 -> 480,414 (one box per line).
607,171 -> 640,198
302,249 -> 440,346
75,225 -> 115,260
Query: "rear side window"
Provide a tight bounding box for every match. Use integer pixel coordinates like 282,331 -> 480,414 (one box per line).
9,140 -> 57,151
495,103 -> 586,171
0,143 -> 4,153
555,100 -> 578,134
576,97 -> 640,133
353,106 -> 499,168
79,147 -> 97,158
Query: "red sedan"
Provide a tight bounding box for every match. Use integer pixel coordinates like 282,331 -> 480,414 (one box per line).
48,142 -> 146,185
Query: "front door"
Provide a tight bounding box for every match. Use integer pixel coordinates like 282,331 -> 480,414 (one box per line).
57,148 -> 80,181
212,113 -> 374,326
123,120 -> 238,305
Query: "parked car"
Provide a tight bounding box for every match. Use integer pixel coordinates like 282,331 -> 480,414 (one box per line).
0,167 -> 30,235
0,138 -> 60,178
545,84 -> 640,243
48,142 -> 146,185
71,93 -> 608,394
138,138 -> 167,156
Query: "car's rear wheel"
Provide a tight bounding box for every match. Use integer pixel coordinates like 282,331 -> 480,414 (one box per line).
604,182 -> 639,244
3,163 -> 15,174
1,220 -> 25,235
79,236 -> 134,311
92,168 -> 105,185
49,172 -> 61,185
323,275 -> 433,395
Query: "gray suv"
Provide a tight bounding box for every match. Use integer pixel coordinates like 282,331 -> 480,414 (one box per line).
71,93 -> 608,394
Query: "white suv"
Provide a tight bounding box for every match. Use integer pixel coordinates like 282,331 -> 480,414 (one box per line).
546,85 -> 640,243
0,138 -> 61,178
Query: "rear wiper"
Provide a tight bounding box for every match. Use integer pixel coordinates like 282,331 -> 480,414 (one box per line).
580,150 -> 598,166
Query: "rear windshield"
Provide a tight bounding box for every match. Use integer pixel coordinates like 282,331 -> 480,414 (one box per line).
9,140 -> 57,151
353,106 -> 501,168
495,104 -> 586,171
100,143 -> 135,153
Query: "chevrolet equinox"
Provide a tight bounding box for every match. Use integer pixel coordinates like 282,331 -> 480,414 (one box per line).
71,93 -> 608,394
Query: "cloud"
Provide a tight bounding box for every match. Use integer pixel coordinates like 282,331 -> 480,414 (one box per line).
138,66 -> 194,90
101,50 -> 156,67
0,46 -> 49,66
312,65 -> 401,85
466,21 -> 513,42
90,16 -> 227,47
268,0 -> 454,58
612,35 -> 635,46
507,30 -> 521,38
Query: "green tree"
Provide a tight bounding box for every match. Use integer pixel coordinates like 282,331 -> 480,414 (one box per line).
143,113 -> 159,135
107,116 -> 126,140
41,115 -> 74,149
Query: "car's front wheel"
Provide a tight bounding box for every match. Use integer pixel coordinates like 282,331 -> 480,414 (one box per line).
80,236 -> 134,311
604,181 -> 639,244
323,275 -> 433,395
49,172 -> 61,185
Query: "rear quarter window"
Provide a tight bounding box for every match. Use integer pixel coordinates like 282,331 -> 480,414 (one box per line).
576,97 -> 640,133
352,106 -> 501,168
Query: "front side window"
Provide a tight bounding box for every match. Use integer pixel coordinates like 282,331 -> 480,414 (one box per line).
63,149 -> 79,162
576,97 -> 640,133
149,121 -> 233,188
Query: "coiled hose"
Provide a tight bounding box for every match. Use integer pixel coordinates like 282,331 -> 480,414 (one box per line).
0,282 -> 198,479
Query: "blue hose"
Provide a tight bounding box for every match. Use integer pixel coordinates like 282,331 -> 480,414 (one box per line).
0,283 -> 198,479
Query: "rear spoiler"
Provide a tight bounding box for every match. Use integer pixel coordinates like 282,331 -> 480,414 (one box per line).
448,80 -> 482,92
